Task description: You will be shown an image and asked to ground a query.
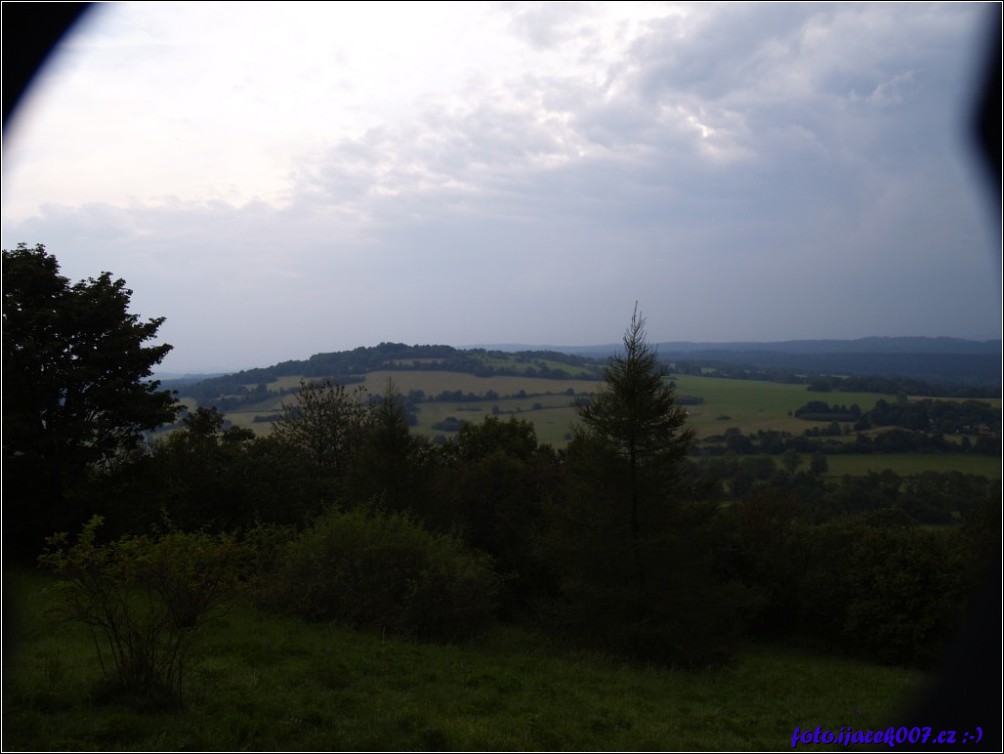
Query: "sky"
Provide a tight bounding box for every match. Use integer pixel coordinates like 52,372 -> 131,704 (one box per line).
2,2 -> 1000,374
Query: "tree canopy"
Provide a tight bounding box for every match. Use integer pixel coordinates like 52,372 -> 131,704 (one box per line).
271,378 -> 372,474
3,243 -> 179,558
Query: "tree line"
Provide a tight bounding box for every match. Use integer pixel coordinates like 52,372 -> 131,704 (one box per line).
700,425 -> 1000,458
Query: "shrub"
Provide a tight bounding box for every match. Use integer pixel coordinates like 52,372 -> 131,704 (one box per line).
256,506 -> 499,642
841,523 -> 976,666
792,514 -> 980,666
39,517 -> 244,705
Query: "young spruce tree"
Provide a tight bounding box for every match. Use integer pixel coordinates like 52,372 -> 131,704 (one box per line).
577,304 -> 695,541
551,306 -> 743,665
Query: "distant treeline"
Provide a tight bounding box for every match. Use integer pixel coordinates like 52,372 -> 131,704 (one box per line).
700,425 -> 1000,457
806,373 -> 1000,398
666,349 -> 1000,386
792,398 -> 1000,434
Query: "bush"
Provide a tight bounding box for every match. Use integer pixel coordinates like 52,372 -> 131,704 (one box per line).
256,506 -> 499,642
39,517 -> 244,705
792,514 -> 980,666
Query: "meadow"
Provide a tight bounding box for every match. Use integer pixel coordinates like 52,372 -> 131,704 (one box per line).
4,569 -> 931,752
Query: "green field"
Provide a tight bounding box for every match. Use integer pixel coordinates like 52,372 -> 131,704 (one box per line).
4,569 -> 931,752
670,375 -> 889,439
225,372 -> 881,441
206,371 -> 999,477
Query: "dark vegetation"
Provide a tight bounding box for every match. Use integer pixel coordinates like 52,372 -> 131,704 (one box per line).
3,247 -> 998,748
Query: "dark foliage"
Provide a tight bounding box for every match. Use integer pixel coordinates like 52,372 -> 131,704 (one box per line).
543,308 -> 745,666
255,507 -> 499,642
3,244 -> 179,560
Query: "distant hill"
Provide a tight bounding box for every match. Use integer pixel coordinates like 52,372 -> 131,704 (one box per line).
177,343 -> 607,411
176,337 -> 1000,412
472,336 -> 1002,358
655,336 -> 1001,355
472,337 -> 1002,386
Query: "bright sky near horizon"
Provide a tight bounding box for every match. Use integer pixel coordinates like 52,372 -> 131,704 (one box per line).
2,2 -> 1000,373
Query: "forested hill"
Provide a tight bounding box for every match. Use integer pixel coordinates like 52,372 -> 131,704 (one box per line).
174,343 -> 606,408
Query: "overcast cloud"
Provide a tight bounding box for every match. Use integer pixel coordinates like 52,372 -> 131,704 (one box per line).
2,2 -> 999,373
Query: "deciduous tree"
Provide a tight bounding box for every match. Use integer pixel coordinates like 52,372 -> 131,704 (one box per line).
3,243 -> 179,559
271,378 -> 371,476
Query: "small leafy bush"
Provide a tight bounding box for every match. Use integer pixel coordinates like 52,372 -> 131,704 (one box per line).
39,517 -> 245,705
256,506 -> 499,642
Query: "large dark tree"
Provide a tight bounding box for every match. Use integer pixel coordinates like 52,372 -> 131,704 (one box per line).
3,243 -> 179,559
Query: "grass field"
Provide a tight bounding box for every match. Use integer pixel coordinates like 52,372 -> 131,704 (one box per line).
4,569 -> 931,752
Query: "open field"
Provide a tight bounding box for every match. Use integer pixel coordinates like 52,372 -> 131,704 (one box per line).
4,569 -> 931,752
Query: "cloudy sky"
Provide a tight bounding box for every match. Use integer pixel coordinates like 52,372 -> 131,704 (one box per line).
2,2 -> 999,373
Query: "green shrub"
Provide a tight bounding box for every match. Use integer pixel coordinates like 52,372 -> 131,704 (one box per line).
792,513 -> 980,666
841,523 -> 976,666
39,517 -> 245,705
256,506 -> 499,642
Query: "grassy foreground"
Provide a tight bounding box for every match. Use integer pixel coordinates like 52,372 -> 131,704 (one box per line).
4,570 -> 930,752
